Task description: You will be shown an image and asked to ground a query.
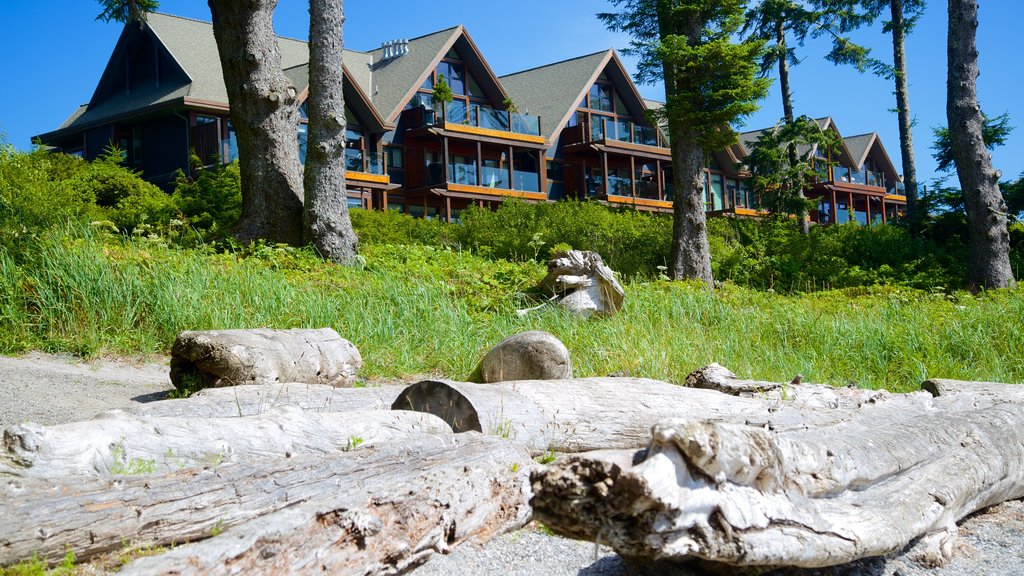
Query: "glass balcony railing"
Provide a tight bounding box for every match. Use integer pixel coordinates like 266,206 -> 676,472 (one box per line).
481,165 -> 507,189
588,118 -> 662,147
636,179 -> 659,200
514,169 -> 541,192
851,168 -> 867,185
606,175 -> 633,197
344,150 -> 385,175
866,170 -> 884,188
443,103 -> 542,136
448,160 -> 478,186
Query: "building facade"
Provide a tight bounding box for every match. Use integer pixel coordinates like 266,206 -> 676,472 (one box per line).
37,13 -> 906,225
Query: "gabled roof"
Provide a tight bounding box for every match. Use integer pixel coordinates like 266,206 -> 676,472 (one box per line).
738,116 -> 856,167
366,25 -> 513,124
290,63 -> 391,133
843,132 -> 900,181
41,12 -> 378,140
500,50 -> 611,144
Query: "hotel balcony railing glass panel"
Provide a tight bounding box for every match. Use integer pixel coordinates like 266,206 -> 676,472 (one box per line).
344,150 -> 385,174
448,160 -> 478,186
481,165 -> 507,189
850,168 -> 867,185
636,179 -> 660,200
514,170 -> 540,192
866,170 -> 884,188
606,175 -> 633,197
443,103 -> 542,136
632,125 -> 660,147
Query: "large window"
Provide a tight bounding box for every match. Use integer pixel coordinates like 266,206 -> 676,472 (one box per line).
588,83 -> 613,112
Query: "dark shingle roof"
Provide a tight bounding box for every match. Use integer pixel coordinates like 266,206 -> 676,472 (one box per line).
367,26 -> 462,122
500,50 -> 611,143
842,133 -> 876,168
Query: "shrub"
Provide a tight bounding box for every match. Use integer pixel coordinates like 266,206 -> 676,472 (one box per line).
172,158 -> 242,242
68,147 -> 174,232
349,208 -> 450,247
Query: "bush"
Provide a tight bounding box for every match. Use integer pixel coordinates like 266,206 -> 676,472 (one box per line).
172,159 -> 242,242
67,148 -> 174,232
349,208 -> 450,247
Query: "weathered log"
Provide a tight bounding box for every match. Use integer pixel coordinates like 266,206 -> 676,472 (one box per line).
0,433 -> 531,566
390,377 -> 935,453
686,363 -> 895,409
170,328 -> 362,389
118,439 -> 531,576
531,396 -> 1024,570
129,383 -> 404,419
1,407 -> 451,477
522,250 -> 624,317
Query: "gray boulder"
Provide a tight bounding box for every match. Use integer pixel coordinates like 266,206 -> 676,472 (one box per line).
476,331 -> 572,383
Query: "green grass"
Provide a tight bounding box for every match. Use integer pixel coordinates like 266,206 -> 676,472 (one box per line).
1,227 -> 1021,393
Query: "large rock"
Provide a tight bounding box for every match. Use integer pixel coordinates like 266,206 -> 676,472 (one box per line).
476,331 -> 572,383
535,250 -> 624,317
170,328 -> 362,390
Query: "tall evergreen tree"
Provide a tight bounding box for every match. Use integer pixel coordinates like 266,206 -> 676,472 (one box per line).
95,0 -> 159,25
303,0 -> 358,263
946,0 -> 1014,289
814,0 -> 926,231
600,0 -> 770,286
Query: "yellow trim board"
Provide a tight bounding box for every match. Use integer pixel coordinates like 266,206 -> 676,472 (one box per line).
444,122 -> 547,144
346,172 -> 390,184
605,195 -> 673,209
447,182 -> 548,200
885,194 -> 907,202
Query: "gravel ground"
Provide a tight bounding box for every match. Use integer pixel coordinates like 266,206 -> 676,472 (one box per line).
1,352 -> 1022,575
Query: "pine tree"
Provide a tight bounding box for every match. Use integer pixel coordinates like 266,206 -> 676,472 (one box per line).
600,0 -> 770,286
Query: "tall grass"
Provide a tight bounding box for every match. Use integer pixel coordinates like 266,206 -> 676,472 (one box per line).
1,227 -> 1021,393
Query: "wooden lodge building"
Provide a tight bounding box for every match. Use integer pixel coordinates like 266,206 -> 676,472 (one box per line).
37,13 -> 906,225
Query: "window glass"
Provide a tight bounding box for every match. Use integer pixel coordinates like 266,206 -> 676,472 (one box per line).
387,146 -> 403,168
297,124 -> 308,164
589,83 -> 612,112
467,72 -> 485,99
613,92 -> 628,116
299,101 -> 309,119
437,62 -> 466,95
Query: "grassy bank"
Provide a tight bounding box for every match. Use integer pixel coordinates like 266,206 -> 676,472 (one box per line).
2,227 -> 1021,393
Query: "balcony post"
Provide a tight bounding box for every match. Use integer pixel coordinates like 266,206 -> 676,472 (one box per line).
476,141 -> 482,187
656,160 -> 663,201
831,188 -> 837,225
475,105 -> 481,128
866,194 -> 872,225
630,156 -> 636,198
881,197 -> 887,224
442,136 -> 450,185
507,145 -> 514,190
538,116 -> 542,138
601,150 -> 609,197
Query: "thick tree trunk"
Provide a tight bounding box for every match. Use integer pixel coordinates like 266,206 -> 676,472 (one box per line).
303,0 -> 359,263
208,0 -> 305,245
891,0 -> 920,230
391,375 -> 934,453
1,408 -> 448,477
531,385 -> 1024,570
947,0 -> 1015,289
170,328 -> 362,390
0,434 -> 530,566
660,9 -> 713,287
131,383 -> 404,419
668,125 -> 714,285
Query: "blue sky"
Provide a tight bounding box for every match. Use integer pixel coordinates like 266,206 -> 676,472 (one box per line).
1,0 -> 1020,187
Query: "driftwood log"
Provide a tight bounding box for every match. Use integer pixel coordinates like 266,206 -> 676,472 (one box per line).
531,379 -> 1024,570
130,383 -> 405,419
0,433 -> 531,566
1,407 -> 450,477
391,376 -> 935,453
170,328 -> 362,389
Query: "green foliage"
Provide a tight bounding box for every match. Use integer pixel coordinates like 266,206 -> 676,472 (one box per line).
932,112 -> 1013,173
0,550 -> 75,576
110,440 -> 157,475
745,116 -> 838,217
171,158 -> 242,242
432,73 -> 453,104
810,0 -> 927,78
349,208 -> 449,247
600,0 -> 770,152
96,0 -> 159,24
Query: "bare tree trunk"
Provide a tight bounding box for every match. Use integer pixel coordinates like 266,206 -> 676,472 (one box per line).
208,0 -> 304,246
947,0 -> 1015,289
661,9 -> 713,286
304,0 -> 359,263
891,0 -> 920,231
0,434 -> 530,566
776,20 -> 810,235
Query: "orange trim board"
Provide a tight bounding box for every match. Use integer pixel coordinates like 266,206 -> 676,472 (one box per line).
443,122 -> 547,144
605,195 -> 673,209
447,182 -> 548,200
346,172 -> 390,184
885,194 -> 907,202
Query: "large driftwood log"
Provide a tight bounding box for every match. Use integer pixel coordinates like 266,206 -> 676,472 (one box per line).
170,328 -> 362,389
1,407 -> 450,477
391,377 -> 934,453
129,383 -> 404,418
531,382 -> 1024,570
0,433 -> 531,566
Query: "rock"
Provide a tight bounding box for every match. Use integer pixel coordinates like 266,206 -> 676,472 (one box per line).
535,250 -> 624,317
476,331 -> 572,383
